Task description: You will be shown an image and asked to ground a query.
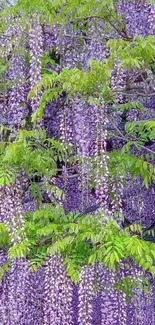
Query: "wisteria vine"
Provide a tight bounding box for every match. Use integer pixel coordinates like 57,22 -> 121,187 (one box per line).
0,1 -> 155,324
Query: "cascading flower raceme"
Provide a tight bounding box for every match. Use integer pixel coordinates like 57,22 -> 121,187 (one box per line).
0,18 -> 25,59
94,102 -> 111,218
0,19 -> 28,127
117,1 -> 150,36
117,263 -> 127,325
59,105 -> 74,147
7,54 -> 28,128
59,105 -> 74,185
111,174 -> 124,216
29,16 -> 44,128
0,177 -> 26,244
0,175 -> 29,325
71,98 -> 97,211
111,62 -> 126,105
0,250 -> 7,323
5,259 -> 29,325
25,268 -> 44,325
98,265 -> 120,325
43,255 -> 73,325
148,4 -> 155,35
78,265 -> 95,325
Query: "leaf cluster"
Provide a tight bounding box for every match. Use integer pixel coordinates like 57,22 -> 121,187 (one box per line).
3,205 -> 155,284
0,128 -> 70,186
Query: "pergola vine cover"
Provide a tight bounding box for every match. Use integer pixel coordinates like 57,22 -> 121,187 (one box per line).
0,0 -> 155,324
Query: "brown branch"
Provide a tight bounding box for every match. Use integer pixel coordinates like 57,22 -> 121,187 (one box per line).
63,33 -> 111,42
58,174 -> 79,179
135,144 -> 155,156
44,26 -> 115,42
127,72 -> 146,87
44,15 -> 133,42
111,122 -> 126,140
113,89 -> 155,98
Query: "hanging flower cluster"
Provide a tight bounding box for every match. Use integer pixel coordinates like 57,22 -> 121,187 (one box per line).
117,263 -> 127,325
29,16 -> 43,127
43,255 -> 73,325
0,19 -> 27,127
111,62 -> 126,104
98,266 -> 119,325
0,250 -> 7,323
7,54 -> 28,128
0,175 -> 26,244
0,18 -> 25,58
94,102 -> 110,218
25,268 -> 44,325
78,265 -> 95,325
0,178 -> 26,244
59,107 -> 73,147
117,1 -> 150,36
72,98 -> 96,211
148,4 -> 155,35
0,174 -> 29,324
59,105 -> 74,184
111,174 -> 124,215
5,259 -> 29,325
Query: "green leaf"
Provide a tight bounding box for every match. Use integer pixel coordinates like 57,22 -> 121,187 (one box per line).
150,266 -> 155,276
88,253 -> 97,264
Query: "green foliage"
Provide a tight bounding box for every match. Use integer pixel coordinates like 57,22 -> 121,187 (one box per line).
0,223 -> 9,247
8,240 -> 30,259
0,263 -> 10,280
28,59 -> 112,121
41,50 -> 57,71
0,128 -> 71,186
108,35 -> 155,69
1,205 -> 151,284
29,208 -> 155,281
0,58 -> 11,91
0,168 -> 15,186
86,150 -> 155,190
112,101 -> 144,112
125,120 -> 155,141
